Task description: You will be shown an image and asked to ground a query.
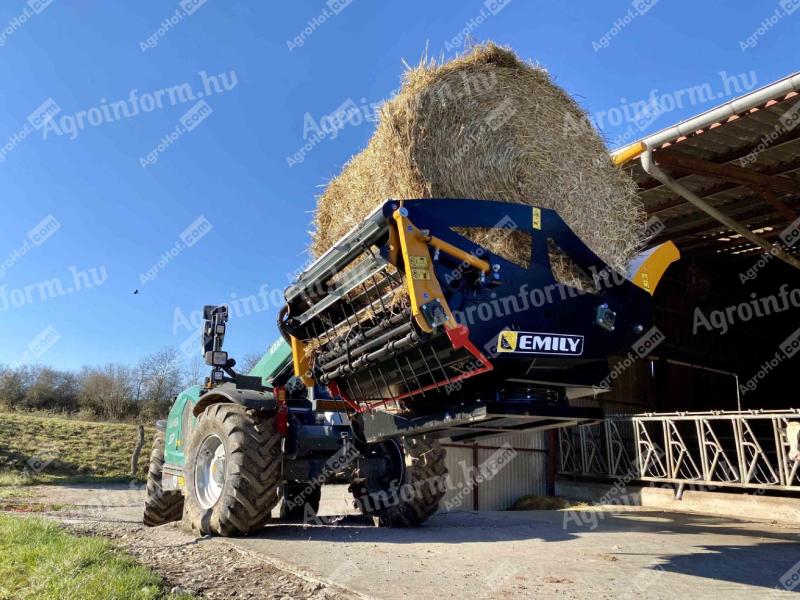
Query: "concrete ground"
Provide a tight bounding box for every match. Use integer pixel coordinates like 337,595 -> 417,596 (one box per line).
21,483 -> 800,599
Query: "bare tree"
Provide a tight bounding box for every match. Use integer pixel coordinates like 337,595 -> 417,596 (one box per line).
78,364 -> 133,421
24,367 -> 78,412
138,348 -> 184,420
237,352 -> 262,375
183,353 -> 205,388
131,361 -> 147,403
0,365 -> 34,408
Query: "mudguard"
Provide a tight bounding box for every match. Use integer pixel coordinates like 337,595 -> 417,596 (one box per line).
163,382 -> 278,471
192,382 -> 278,416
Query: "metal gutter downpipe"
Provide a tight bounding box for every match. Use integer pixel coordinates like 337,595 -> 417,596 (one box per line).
649,357 -> 742,412
639,146 -> 800,270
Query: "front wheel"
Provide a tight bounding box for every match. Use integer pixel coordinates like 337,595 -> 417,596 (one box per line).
350,436 -> 447,527
143,429 -> 184,526
182,403 -> 282,536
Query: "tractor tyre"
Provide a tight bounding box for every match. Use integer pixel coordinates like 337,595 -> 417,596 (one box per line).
182,403 -> 282,536
350,436 -> 447,527
280,483 -> 322,521
143,429 -> 184,526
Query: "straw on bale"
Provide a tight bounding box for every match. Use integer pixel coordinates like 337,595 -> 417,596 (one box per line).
311,43 -> 645,286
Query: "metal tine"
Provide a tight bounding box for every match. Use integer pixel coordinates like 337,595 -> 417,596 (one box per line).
369,273 -> 392,319
364,241 -> 403,285
382,261 -> 403,286
339,290 -> 360,347
371,268 -> 397,315
350,374 -> 368,406
361,272 -> 388,310
358,279 -> 381,328
379,368 -> 393,404
309,319 -> 321,342
342,246 -> 381,315
417,347 -> 440,391
309,320 -> 328,358
393,357 -> 412,398
403,353 -> 426,398
325,251 -> 368,349
366,367 -> 386,405
344,379 -> 363,411
343,281 -> 373,316
321,309 -> 339,353
312,277 -> 398,342
429,340 -> 453,385
314,294 -> 393,345
343,258 -> 370,346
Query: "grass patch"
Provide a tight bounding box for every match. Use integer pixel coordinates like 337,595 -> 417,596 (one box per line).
0,410 -> 155,484
0,515 -> 191,599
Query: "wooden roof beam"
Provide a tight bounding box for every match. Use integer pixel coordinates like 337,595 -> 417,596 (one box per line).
644,154 -> 800,216
653,150 -> 800,197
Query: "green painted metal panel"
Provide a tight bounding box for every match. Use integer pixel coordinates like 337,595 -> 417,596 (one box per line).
164,384 -> 201,466
248,337 -> 292,385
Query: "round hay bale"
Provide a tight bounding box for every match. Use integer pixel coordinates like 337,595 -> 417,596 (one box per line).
311,43 -> 645,284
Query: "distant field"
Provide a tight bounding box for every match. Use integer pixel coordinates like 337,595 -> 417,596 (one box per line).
0,410 -> 155,484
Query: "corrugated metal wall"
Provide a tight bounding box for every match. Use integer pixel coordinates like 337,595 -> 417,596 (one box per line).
440,431 -> 548,511
568,358 -> 658,416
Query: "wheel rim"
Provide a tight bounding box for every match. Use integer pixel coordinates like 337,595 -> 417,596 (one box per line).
194,434 -> 226,509
373,439 -> 405,490
384,439 -> 406,484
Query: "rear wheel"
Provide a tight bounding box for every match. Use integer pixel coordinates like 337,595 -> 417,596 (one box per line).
182,403 -> 282,536
350,437 -> 447,527
143,429 -> 184,526
280,483 -> 322,521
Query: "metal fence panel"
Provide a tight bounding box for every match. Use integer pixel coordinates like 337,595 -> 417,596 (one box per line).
559,410 -> 800,492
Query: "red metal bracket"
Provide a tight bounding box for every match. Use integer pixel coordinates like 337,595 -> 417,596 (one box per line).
274,386 -> 289,437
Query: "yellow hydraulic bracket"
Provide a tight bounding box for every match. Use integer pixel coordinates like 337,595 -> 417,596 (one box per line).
425,235 -> 491,274
630,241 -> 680,295
392,208 -> 459,333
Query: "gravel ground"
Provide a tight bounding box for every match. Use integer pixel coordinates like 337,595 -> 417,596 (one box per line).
7,483 -> 800,599
58,517 -> 362,600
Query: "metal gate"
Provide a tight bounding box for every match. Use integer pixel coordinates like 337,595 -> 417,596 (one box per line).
559,410 -> 800,491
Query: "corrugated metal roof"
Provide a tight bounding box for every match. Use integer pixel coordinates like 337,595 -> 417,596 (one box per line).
614,73 -> 800,263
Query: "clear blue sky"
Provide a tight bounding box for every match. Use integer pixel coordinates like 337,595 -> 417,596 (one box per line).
1,0 -> 797,371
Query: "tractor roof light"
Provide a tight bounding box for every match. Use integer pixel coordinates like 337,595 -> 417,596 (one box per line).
205,350 -> 228,367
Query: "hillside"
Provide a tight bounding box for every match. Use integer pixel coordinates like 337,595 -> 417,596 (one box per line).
0,410 -> 155,483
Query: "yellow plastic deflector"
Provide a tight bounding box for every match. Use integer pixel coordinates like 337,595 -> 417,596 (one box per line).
630,241 -> 680,295
611,141 -> 646,166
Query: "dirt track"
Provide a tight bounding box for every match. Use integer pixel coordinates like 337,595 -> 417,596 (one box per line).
14,483 -> 800,599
